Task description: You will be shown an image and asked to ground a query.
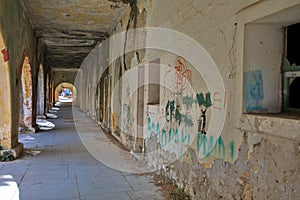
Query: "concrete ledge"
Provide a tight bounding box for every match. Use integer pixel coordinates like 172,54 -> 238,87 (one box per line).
240,114 -> 300,140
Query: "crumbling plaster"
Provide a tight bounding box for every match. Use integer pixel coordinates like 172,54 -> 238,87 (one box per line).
75,0 -> 300,199
0,0 -> 44,155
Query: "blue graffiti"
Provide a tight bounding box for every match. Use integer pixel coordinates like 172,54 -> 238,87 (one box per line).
244,70 -> 265,112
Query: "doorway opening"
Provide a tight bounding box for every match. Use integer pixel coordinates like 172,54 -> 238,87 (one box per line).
55,82 -> 76,103
37,64 -> 45,116
19,56 -> 35,133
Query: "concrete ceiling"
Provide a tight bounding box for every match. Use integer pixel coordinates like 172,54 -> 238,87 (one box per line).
21,0 -> 129,69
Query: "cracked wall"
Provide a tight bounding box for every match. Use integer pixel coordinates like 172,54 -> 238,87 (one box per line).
76,0 -> 300,199
142,0 -> 300,199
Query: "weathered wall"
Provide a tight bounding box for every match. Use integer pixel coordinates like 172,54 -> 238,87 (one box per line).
0,0 -> 42,152
142,0 -> 300,199
75,40 -> 109,122
76,0 -> 300,199
52,70 -> 77,90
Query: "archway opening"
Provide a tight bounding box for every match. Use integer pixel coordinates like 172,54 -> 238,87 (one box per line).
55,82 -> 76,103
19,56 -> 34,133
36,64 -> 45,116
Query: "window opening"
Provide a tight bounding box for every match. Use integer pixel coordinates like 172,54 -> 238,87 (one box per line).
283,23 -> 300,112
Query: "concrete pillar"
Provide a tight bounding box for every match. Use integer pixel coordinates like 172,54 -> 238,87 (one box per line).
0,32 -> 23,157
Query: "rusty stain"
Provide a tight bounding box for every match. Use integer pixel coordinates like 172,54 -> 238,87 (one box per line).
242,171 -> 250,179
111,113 -> 118,130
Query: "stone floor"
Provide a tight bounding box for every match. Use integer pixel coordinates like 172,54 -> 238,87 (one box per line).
0,103 -> 164,200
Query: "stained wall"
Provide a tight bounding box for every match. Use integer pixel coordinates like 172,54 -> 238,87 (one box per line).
0,0 -> 43,153
76,0 -> 300,199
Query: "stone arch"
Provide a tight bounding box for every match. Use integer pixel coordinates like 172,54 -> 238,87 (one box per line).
19,54 -> 35,133
0,30 -> 13,148
54,82 -> 77,103
36,64 -> 45,116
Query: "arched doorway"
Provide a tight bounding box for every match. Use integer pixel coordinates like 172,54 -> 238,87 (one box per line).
55,82 -> 77,103
37,64 -> 45,116
19,55 -> 35,133
0,31 -> 13,148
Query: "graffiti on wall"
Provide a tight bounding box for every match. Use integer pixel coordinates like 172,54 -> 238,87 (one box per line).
243,70 -> 264,112
1,48 -> 9,62
146,53 -> 230,161
147,115 -> 235,161
122,103 -> 132,133
174,56 -> 192,90
165,99 -> 193,127
121,85 -> 132,133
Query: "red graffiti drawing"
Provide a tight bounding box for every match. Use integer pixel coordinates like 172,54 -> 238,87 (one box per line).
174,56 -> 192,90
212,91 -> 227,110
1,49 -> 9,62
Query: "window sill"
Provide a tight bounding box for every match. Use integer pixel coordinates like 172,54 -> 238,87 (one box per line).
240,113 -> 300,140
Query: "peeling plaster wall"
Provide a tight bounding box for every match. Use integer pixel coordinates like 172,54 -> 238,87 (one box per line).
76,0 -> 300,199
0,0 -> 41,150
20,56 -> 34,130
142,0 -> 300,199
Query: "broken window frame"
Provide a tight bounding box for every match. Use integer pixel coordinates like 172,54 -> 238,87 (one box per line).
282,24 -> 300,113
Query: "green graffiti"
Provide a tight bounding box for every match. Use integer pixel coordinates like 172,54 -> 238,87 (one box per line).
175,108 -> 182,125
197,134 -> 227,158
148,116 -> 233,161
156,122 -> 160,136
205,92 -> 212,108
182,95 -> 194,109
174,129 -> 179,143
208,135 -> 214,153
197,133 -> 207,155
147,117 -> 151,131
181,130 -> 190,145
217,136 -> 225,159
166,100 -> 175,122
196,92 -> 212,108
161,129 -> 167,147
230,141 -> 235,161
168,128 -> 175,143
166,100 -> 193,127
181,114 -> 194,127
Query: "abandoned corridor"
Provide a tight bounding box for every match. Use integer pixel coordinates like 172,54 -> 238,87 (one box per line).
0,1 -> 300,199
